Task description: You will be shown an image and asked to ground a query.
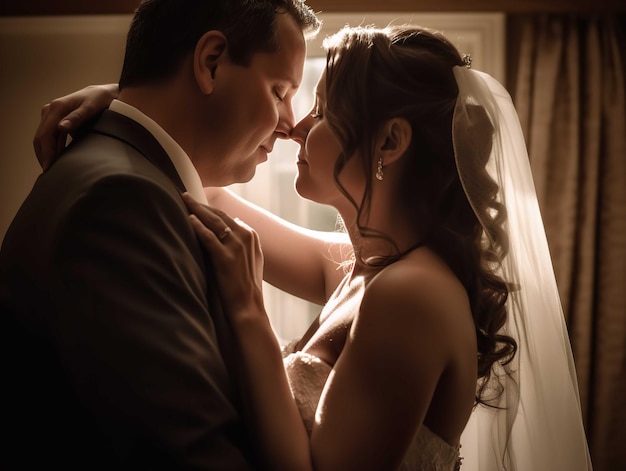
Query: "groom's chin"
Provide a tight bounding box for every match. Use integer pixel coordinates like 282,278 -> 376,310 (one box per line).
232,165 -> 258,185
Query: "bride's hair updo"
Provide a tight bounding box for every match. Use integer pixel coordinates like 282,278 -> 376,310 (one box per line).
323,25 -> 517,406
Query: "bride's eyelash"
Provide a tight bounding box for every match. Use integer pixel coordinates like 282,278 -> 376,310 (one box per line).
310,104 -> 322,119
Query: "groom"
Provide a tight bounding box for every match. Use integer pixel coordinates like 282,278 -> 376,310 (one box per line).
0,0 -> 319,469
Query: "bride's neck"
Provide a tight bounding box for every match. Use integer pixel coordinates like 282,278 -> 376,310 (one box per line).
339,204 -> 424,270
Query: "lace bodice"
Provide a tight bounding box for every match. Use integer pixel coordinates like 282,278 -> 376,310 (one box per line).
282,342 -> 462,471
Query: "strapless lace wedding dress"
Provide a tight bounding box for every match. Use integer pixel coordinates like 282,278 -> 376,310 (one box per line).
282,341 -> 462,471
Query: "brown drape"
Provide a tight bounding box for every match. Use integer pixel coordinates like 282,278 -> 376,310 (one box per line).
511,14 -> 626,471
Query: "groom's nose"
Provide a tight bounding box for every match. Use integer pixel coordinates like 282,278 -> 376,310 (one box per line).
275,101 -> 296,140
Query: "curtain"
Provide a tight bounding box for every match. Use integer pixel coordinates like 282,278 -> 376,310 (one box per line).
510,14 -> 626,471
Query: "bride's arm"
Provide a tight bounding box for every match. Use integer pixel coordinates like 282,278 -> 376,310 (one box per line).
184,196 -> 446,470
34,84 -> 119,170
205,187 -> 350,305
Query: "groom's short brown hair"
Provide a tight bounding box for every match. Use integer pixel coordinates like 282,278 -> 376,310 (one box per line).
119,0 -> 320,89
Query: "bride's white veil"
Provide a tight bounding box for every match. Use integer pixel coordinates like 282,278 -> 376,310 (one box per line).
452,64 -> 593,470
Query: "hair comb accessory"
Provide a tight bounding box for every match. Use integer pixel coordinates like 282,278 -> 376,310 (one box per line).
462,53 -> 472,68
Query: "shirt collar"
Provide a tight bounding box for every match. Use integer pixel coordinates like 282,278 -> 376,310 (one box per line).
109,99 -> 208,204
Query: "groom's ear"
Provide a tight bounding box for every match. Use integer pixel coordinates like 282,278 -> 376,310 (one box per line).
194,30 -> 228,95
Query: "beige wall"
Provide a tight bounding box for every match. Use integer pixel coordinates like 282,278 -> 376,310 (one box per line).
0,15 -> 131,242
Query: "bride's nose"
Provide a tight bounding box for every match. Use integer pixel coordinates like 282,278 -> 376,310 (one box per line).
289,115 -> 311,146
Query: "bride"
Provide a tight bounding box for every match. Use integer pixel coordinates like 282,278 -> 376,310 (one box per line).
33,24 -> 592,471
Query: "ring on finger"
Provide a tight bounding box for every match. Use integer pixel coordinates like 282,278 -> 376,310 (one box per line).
218,226 -> 232,241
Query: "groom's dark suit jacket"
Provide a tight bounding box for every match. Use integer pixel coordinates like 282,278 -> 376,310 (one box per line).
0,110 -> 254,470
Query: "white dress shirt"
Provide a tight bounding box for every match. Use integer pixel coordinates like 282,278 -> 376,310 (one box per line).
109,99 -> 208,204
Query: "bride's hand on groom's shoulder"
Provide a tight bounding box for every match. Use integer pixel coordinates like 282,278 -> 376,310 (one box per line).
182,193 -> 267,324
34,84 -> 119,170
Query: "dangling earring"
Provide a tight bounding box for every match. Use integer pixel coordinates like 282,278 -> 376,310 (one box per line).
376,157 -> 384,181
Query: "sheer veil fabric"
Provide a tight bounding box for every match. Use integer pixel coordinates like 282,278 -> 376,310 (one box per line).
452,66 -> 593,470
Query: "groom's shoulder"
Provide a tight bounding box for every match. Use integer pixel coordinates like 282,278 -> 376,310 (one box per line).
56,129 -> 162,183
36,127 -> 180,208
8,130 -> 185,246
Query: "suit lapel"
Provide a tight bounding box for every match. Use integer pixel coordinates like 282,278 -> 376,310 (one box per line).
91,109 -> 187,194
89,109 -> 248,421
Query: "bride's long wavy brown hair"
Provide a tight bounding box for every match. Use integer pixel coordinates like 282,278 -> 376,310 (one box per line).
323,25 -> 517,406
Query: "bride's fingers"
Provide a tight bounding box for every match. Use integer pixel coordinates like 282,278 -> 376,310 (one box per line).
182,193 -> 259,256
182,193 -> 230,235
34,103 -> 67,170
188,214 -> 222,249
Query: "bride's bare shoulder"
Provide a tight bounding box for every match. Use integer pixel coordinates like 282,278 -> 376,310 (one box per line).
358,249 -> 472,341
